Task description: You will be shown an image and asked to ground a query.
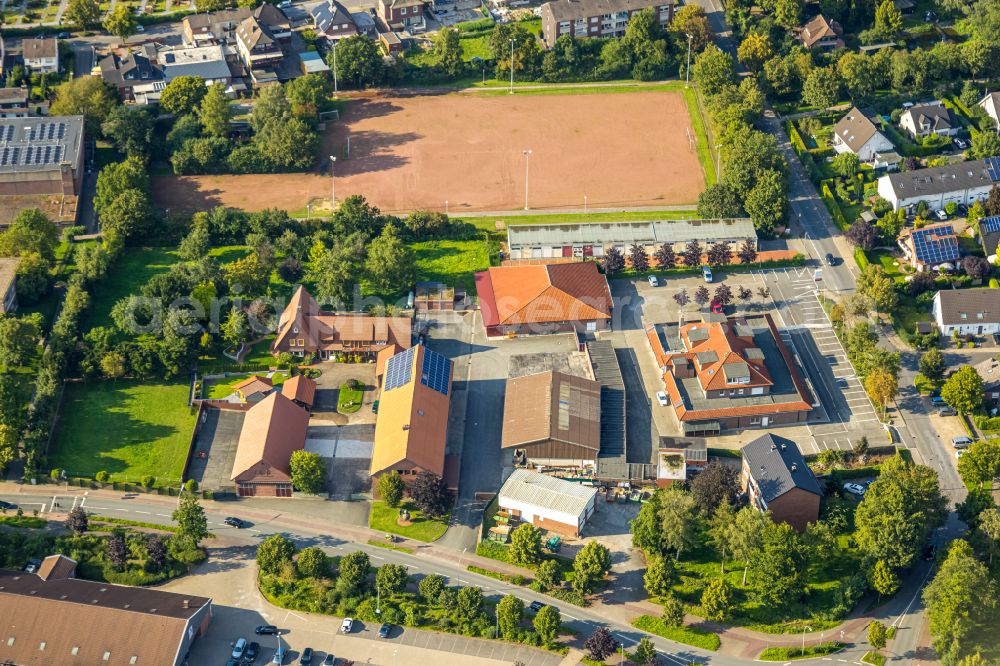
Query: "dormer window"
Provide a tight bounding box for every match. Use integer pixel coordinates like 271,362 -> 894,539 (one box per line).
960,313 -> 968,320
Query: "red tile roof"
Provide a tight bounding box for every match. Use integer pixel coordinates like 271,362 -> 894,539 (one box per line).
475,262 -> 612,328
281,374 -> 316,407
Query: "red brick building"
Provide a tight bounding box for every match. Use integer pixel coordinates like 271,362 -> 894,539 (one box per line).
230,392 -> 310,497
740,433 -> 821,532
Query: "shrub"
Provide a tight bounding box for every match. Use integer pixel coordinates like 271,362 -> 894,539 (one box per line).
140,475 -> 156,489
184,479 -> 198,492
95,471 -> 111,485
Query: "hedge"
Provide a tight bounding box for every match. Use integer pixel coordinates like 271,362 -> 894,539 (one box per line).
788,125 -> 808,156
854,246 -> 870,270
759,643 -> 844,661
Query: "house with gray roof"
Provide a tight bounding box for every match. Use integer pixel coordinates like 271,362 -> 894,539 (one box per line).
876,159 -> 997,211
831,107 -> 894,162
932,288 -> 1000,336
979,92 -> 1000,132
311,0 -> 359,41
540,0 -> 674,48
740,434 -> 821,531
497,468 -> 599,537
900,102 -> 958,138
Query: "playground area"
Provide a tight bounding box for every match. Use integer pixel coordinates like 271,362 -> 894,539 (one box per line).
152,89 -> 707,214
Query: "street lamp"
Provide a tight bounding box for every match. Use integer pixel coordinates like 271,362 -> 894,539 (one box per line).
685,33 -> 692,86
584,195 -> 588,213
332,40 -> 339,94
509,39 -> 515,94
801,626 -> 812,657
328,155 -> 337,210
522,149 -> 532,210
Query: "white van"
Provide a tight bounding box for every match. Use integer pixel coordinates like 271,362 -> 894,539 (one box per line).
702,266 -> 713,283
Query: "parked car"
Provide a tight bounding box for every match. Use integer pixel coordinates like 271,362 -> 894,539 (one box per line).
300,647 -> 313,665
135,24 -> 144,31
529,601 -> 545,612
0,500 -> 16,510
377,623 -> 393,639
56,31 -> 70,38
322,655 -> 336,666
922,543 -> 937,561
23,558 -> 41,574
340,618 -> 354,633
647,275 -> 659,287
702,266 -> 713,283
272,646 -> 287,665
825,252 -> 837,266
224,517 -> 247,528
255,625 -> 279,635
930,394 -> 945,405
937,406 -> 957,417
934,209 -> 949,221
656,391 -> 668,407
278,0 -> 292,6
245,641 -> 260,663
952,436 -> 973,449
232,638 -> 248,660
842,482 -> 866,496
953,137 -> 968,150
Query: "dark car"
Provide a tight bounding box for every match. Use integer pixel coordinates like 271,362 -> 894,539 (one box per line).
930,394 -> 945,405
922,543 -> 937,561
529,601 -> 545,612
377,623 -> 392,639
255,625 -> 279,635
245,641 -> 260,662
224,517 -> 247,528
0,500 -> 16,510
300,647 -> 313,665
56,31 -> 70,38
825,252 -> 837,266
938,406 -> 958,417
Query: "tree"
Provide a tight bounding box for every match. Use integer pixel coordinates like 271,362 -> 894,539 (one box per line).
102,3 -> 137,39
434,26 -> 465,77
671,5 -> 712,51
653,243 -> 677,269
630,243 -> 650,272
692,44 -> 735,96
101,105 -> 154,158
65,0 -> 101,28
661,594 -> 685,627
419,573 -> 445,601
750,522 -> 808,606
99,188 -> 152,242
846,220 -> 878,250
585,627 -> 617,661
690,460 -> 740,514
832,152 -> 861,178
497,594 -> 524,639
865,367 -> 898,413
221,307 -> 248,347
289,450 -> 325,494
971,131 -> 1000,159
774,0 -> 803,28
0,208 -> 60,263
510,523 -> 544,567
643,555 -> 675,597
744,168 -> 787,236
733,506 -> 770,585
67,507 -> 88,534
632,637 -> 659,666
738,238 -> 758,264
871,559 -> 899,598
802,66 -> 842,110
857,265 -> 898,313
535,559 -> 560,591
0,315 -> 40,370
923,540 -> 997,663
172,491 -> 209,548
311,245 -> 357,308
94,157 -> 149,214
409,471 -> 451,517
659,487 -> 699,559
713,284 -> 733,307
161,76 -> 207,116
455,585 -> 483,623
107,530 -> 128,571
737,33 -> 773,73
868,620 -> 888,653
286,73 -> 331,118
49,76 -> 119,136
684,240 -> 703,267
874,0 -> 903,37
199,83 -> 231,138
146,535 -> 166,571
701,578 -> 735,621
533,605 -> 561,645
707,241 -> 732,266
337,551 -> 371,594
694,286 -> 711,309
256,534 -> 296,575
293,546 -> 327,578
979,508 -> 1000,564
328,35 -> 385,88
697,183 -> 744,219
366,226 -> 415,293
957,440 -> 1000,487
14,253 -> 51,304
962,255 -> 992,281
603,246 -> 625,275
377,471 -> 404,508
673,289 -> 690,309
375,563 -> 408,596
941,366 -> 984,414
573,541 -> 611,594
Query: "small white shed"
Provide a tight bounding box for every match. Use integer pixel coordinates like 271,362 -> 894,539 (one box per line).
497,469 -> 598,537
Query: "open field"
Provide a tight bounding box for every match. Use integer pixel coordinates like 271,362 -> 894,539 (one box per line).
49,380 -> 197,484
153,88 -> 707,215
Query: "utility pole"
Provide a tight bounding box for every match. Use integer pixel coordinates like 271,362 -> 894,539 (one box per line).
509,39 -> 515,94
685,33 -> 692,86
328,155 -> 337,210
522,149 -> 532,210
333,40 -> 338,94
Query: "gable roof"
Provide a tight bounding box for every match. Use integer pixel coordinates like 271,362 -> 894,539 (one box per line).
881,159 -> 995,199
475,262 -> 612,328
741,433 -> 821,502
934,288 -> 1000,326
904,103 -> 954,131
231,392 -> 310,482
237,15 -> 275,50
232,375 -> 274,395
979,92 -> 1000,121
23,37 -> 58,60
903,223 -> 959,265
980,215 -> 1000,256
799,14 -> 843,47
679,321 -> 774,392
37,554 -> 77,581
833,107 -> 885,154
370,345 -> 452,476
311,0 -> 357,32
281,374 -> 317,406
501,371 -> 601,452
498,468 -> 598,517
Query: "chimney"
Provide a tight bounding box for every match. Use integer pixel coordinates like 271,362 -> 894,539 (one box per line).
182,599 -> 189,609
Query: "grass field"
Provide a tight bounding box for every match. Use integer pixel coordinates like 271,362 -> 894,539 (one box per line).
759,643 -> 844,661
412,239 -> 494,292
631,615 -> 721,651
204,372 -> 287,399
50,380 -> 197,485
337,381 -> 363,413
84,248 -> 180,330
369,501 -> 449,542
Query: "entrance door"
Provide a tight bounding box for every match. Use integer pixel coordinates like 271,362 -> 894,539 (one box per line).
761,416 -> 770,427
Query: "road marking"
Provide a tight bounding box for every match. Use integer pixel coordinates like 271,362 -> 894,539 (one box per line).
134,511 -> 151,515
250,529 -> 262,533
370,555 -> 385,560
155,513 -> 169,517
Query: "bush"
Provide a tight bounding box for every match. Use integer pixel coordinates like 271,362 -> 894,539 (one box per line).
95,471 -> 111,485
184,479 -> 198,492
140,475 -> 156,489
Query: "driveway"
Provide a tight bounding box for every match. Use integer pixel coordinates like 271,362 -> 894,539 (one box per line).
187,408 -> 244,491
305,422 -> 375,500
311,362 -> 377,424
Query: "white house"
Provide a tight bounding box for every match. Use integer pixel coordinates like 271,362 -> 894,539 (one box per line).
831,107 -> 894,162
497,469 -> 598,538
900,101 -> 958,138
876,159 -> 997,211
932,289 -> 1000,336
22,38 -> 59,74
979,92 -> 1000,131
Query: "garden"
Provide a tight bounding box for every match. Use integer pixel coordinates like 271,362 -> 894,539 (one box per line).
336,379 -> 364,414
368,500 -> 449,543
203,371 -> 288,399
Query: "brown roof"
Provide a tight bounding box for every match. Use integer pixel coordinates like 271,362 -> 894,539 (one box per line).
281,374 -> 316,406
231,392 -> 310,482
37,554 -> 76,581
501,371 -> 601,452
799,14 -> 843,48
476,262 -> 612,328
0,87 -> 28,103
0,567 -> 210,666
23,37 -> 58,60
232,375 -> 273,394
833,107 -> 883,154
678,322 -> 773,392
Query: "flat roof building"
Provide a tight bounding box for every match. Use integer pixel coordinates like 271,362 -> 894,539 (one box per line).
540,0 -> 675,48
497,469 -> 599,537
0,115 -> 84,198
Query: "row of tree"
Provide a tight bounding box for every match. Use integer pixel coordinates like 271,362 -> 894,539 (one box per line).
601,238 -> 760,275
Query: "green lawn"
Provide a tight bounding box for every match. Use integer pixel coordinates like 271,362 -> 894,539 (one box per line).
49,380 -> 197,485
862,651 -> 886,666
759,643 -> 844,661
337,381 -> 363,413
84,247 -> 182,330
631,616 -> 721,651
204,372 -> 287,399
412,239 -> 494,294
369,501 -> 449,542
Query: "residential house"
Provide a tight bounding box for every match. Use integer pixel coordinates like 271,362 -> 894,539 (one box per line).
978,91 -> 1000,131
230,392 -> 310,497
0,116 -> 85,198
831,107 -> 895,162
504,218 -> 756,261
377,0 -> 429,33
972,356 -> 1000,408
876,159 -> 998,211
236,16 -> 284,83
497,469 -> 599,538
474,262 -> 613,337
369,344 -> 453,482
311,0 -> 359,41
159,44 -> 232,85
352,10 -> 378,37
300,51 -> 331,75
182,7 -> 254,45
0,258 -> 20,312
931,288 -> 1000,336
898,223 -> 960,272
656,444 -> 708,487
740,433 -> 821,532
0,560 -> 212,666
539,0 -> 675,48
231,375 -> 275,403
871,150 -> 903,172
501,371 -> 602,470
99,46 -> 164,102
271,286 -> 412,362
0,87 -> 28,118
900,102 -> 958,138
797,15 -> 844,51
645,314 -> 814,435
281,374 -> 317,410
22,37 -> 59,73
979,215 -> 1000,261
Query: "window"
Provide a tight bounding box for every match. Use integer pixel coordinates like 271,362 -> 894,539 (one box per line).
72,647 -> 79,656
750,416 -> 761,424
297,338 -> 305,346
104,652 -> 112,661
978,312 -> 985,319
960,313 -> 968,320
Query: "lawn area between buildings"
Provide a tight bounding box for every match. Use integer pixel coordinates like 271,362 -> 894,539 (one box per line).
337,381 -> 363,413
49,379 -> 197,486
631,615 -> 721,651
412,238 -> 495,295
369,501 -> 449,542
204,372 -> 288,399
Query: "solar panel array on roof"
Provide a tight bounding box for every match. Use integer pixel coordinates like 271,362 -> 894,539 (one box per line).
987,157 -> 1000,182
419,348 -> 450,396
982,216 -> 1000,234
383,346 -> 415,392
911,227 -> 959,264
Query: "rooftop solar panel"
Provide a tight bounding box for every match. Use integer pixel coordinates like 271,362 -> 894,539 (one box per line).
987,157 -> 1000,183
911,227 -> 960,264
982,216 -> 1000,234
383,346 -> 416,392
419,348 -> 451,396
